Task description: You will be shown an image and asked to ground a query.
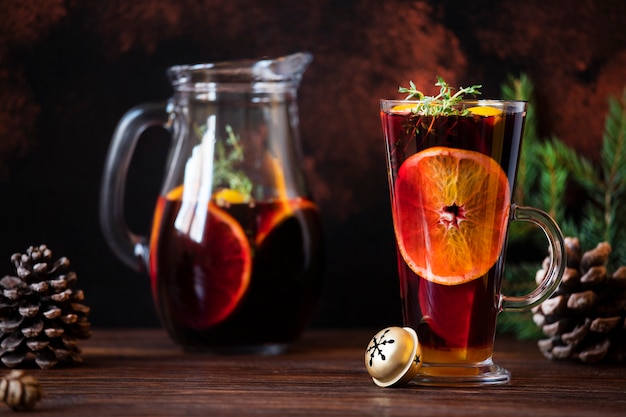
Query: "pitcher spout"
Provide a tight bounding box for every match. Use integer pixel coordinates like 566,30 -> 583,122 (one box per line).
252,52 -> 313,83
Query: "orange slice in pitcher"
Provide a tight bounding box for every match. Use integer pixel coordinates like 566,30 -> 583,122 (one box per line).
256,198 -> 318,246
158,185 -> 252,327
255,153 -> 316,246
212,188 -> 249,205
201,202 -> 252,325
393,146 -> 510,285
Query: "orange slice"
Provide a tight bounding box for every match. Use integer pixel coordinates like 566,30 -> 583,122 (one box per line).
212,188 -> 249,205
200,202 -> 252,325
467,106 -> 502,117
157,185 -> 252,327
254,153 -> 314,246
393,146 -> 510,285
391,103 -> 419,114
256,198 -> 317,246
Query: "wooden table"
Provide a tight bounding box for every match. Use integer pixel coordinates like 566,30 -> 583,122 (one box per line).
12,329 -> 626,416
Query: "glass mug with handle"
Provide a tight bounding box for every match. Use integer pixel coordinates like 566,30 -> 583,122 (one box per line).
380,93 -> 565,385
100,53 -> 324,354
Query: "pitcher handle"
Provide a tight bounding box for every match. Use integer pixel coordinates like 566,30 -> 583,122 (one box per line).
99,102 -> 168,272
501,204 -> 566,312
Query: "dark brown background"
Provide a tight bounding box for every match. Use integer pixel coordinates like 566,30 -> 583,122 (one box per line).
0,0 -> 624,328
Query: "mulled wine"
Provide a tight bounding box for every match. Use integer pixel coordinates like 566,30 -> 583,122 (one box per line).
149,189 -> 324,353
382,100 -> 525,370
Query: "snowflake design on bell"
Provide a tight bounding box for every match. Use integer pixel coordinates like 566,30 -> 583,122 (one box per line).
366,328 -> 396,366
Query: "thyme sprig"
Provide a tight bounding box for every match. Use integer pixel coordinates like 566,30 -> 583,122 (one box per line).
194,123 -> 253,201
398,76 -> 482,116
213,125 -> 253,200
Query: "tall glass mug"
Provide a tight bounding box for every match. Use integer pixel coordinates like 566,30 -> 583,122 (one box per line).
380,99 -> 565,385
100,53 -> 324,354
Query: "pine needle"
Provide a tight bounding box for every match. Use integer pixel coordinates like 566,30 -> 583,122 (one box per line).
498,76 -> 626,338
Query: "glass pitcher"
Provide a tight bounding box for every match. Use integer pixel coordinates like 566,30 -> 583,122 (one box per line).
100,52 -> 324,354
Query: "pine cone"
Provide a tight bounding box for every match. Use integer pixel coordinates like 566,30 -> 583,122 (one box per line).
534,238 -> 626,363
0,370 -> 42,411
0,245 -> 91,369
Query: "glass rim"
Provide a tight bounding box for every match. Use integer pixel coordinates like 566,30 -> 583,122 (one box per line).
380,98 -> 527,113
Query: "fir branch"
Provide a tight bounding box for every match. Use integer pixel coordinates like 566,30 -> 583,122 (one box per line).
601,90 -> 626,195
498,75 -> 626,339
557,89 -> 626,264
501,74 -> 540,208
499,262 -> 546,339
577,209 -> 605,249
552,136 -> 599,192
558,216 -> 581,240
537,138 -> 569,221
497,310 -> 544,340
600,91 -> 626,237
600,89 -> 626,265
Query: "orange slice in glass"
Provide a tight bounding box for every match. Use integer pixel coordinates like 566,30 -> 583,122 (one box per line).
467,105 -> 502,117
391,103 -> 419,113
393,146 -> 510,285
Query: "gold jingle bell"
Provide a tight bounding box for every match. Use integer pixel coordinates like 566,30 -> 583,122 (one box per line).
364,326 -> 421,387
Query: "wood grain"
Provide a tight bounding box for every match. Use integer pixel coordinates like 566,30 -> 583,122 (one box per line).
12,329 -> 626,416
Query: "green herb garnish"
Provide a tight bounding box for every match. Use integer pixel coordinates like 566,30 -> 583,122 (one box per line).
203,124 -> 253,202
398,76 -> 482,116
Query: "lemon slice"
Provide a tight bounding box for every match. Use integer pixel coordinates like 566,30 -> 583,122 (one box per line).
467,106 -> 502,117
391,104 -> 419,113
212,188 -> 248,205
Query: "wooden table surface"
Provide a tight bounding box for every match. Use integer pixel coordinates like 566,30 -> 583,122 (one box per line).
9,328 -> 626,416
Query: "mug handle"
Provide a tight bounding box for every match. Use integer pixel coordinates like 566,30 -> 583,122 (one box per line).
501,204 -> 566,312
99,102 -> 169,272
